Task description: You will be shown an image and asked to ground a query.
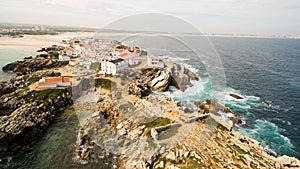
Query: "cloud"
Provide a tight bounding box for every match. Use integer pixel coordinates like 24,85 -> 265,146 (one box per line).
0,0 -> 299,34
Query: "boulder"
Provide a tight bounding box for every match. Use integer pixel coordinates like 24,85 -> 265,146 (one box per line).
277,155 -> 300,168
229,93 -> 243,99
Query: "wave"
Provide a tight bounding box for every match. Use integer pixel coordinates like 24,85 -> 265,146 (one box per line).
162,59 -> 297,158
235,119 -> 295,157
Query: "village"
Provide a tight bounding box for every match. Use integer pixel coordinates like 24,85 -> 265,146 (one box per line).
35,38 -> 165,89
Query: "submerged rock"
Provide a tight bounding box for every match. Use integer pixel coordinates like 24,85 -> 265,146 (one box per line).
229,93 -> 244,99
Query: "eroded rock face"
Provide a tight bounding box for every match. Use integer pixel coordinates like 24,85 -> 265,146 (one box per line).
277,155 -> 300,168
0,89 -> 72,159
2,58 -> 68,75
165,60 -> 199,91
129,64 -> 199,98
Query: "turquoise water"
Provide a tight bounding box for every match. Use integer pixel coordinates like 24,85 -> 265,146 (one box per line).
1,37 -> 300,168
170,37 -> 300,159
0,46 -> 36,81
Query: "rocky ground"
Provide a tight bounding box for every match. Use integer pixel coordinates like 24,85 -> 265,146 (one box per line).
73,67 -> 300,169
0,71 -> 73,159
2,46 -> 68,75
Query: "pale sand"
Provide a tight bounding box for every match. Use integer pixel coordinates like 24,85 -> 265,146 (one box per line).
0,35 -> 60,48
0,32 -> 96,48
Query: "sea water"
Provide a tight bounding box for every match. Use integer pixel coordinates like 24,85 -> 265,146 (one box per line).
173,37 -> 300,158
0,46 -> 36,81
1,36 -> 300,168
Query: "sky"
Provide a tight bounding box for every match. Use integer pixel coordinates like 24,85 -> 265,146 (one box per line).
0,0 -> 299,35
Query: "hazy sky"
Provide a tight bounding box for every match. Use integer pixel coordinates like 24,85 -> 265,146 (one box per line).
0,0 -> 299,35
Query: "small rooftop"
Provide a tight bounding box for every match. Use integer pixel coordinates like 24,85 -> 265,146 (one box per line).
109,58 -> 125,64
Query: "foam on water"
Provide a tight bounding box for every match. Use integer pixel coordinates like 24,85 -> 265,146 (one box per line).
165,57 -> 298,158
235,119 -> 295,157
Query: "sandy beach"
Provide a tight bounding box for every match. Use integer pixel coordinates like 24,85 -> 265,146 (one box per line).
0,32 -> 96,48
0,35 -> 60,48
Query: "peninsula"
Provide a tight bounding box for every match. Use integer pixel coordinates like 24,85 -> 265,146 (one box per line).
0,37 -> 299,169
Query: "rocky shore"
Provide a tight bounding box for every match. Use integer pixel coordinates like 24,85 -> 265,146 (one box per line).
2,57 -> 68,75
0,71 -> 73,159
129,61 -> 199,98
1,45 -> 299,168
74,85 -> 300,169
73,65 -> 300,169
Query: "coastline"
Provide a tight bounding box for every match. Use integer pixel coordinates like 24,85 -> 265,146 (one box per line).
0,32 -> 96,48
0,36 -> 299,168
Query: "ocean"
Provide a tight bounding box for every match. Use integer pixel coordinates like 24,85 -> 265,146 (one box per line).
0,36 -> 299,168
0,46 -> 36,80
171,36 -> 300,158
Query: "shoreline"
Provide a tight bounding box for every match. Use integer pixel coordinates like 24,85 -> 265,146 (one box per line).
0,36 -> 299,168
0,32 -> 96,48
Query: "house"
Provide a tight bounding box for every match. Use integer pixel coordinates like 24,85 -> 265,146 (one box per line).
69,59 -> 78,66
99,58 -> 128,75
58,54 -> 70,61
147,55 -> 164,68
82,55 -> 96,63
38,77 -> 71,88
119,52 -> 140,65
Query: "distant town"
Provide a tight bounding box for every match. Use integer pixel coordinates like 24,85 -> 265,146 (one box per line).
1,23 -> 300,39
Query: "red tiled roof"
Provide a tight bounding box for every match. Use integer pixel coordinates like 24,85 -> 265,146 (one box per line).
118,53 -> 130,58
38,77 -> 71,86
116,49 -> 124,53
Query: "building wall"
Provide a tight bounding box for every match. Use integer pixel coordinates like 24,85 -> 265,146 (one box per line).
57,82 -> 71,87
101,61 -> 117,75
116,60 -> 128,73
38,84 -> 57,88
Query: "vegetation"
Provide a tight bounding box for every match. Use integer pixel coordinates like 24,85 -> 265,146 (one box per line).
23,89 -> 66,105
141,67 -> 161,74
144,117 -> 173,137
95,78 -> 116,90
90,62 -> 100,71
217,123 -> 229,131
50,51 -> 59,59
157,125 -> 180,140
116,45 -> 128,49
28,75 -> 42,84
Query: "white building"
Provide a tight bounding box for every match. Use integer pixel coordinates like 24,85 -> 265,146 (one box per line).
147,55 -> 164,68
100,58 -> 128,75
69,59 -> 78,66
38,77 -> 71,88
58,54 -> 70,61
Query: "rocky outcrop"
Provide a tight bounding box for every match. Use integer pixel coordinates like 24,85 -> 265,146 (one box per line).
229,93 -> 244,99
2,57 -> 68,75
0,89 -> 72,159
277,155 -> 300,168
163,59 -> 199,91
0,71 -> 60,96
129,68 -> 162,97
129,65 -> 199,98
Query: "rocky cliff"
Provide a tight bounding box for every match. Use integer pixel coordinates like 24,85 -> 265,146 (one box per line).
129,64 -> 198,98
2,57 -> 68,75
0,71 -> 73,159
74,86 -> 300,169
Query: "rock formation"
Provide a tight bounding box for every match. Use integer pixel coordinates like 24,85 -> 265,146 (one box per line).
0,88 -> 72,158
2,57 -> 68,75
